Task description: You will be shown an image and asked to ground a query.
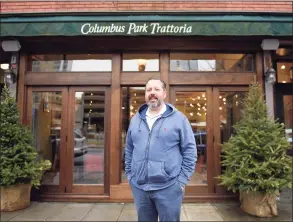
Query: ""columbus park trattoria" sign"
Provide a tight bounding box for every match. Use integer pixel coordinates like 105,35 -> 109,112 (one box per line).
81,22 -> 193,35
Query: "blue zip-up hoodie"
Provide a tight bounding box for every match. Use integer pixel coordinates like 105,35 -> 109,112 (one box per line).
125,103 -> 197,191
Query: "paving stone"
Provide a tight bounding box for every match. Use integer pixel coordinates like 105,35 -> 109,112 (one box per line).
10,202 -> 67,221
46,203 -> 94,221
0,202 -> 38,221
82,203 -> 123,221
184,204 -> 223,221
213,203 -> 292,221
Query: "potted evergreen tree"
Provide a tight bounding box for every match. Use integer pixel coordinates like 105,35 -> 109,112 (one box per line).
0,86 -> 51,212
218,82 -> 292,217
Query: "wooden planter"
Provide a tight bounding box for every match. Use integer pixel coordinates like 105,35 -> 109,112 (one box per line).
0,184 -> 32,212
240,190 -> 278,217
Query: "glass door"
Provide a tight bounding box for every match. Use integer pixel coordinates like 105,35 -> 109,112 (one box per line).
26,87 -> 68,193
171,87 -> 247,195
66,87 -> 110,194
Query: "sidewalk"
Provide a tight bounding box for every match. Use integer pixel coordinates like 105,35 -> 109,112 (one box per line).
1,189 -> 292,221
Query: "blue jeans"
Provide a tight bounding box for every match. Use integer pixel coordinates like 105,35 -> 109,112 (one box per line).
130,181 -> 184,222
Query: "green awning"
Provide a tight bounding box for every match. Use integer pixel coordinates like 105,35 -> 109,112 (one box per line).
1,14 -> 292,37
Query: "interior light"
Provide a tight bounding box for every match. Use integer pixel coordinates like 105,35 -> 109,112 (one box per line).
190,113 -> 194,116
202,94 -> 205,98
219,107 -> 222,110
223,98 -> 226,102
190,104 -> 194,107
197,96 -> 201,99
282,81 -> 286,83
122,107 -> 125,110
281,65 -> 286,69
0,64 -> 9,70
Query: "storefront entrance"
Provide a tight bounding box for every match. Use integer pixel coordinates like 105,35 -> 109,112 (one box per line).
170,86 -> 247,195
26,87 -> 110,195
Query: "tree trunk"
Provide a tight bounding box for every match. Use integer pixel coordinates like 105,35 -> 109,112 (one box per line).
240,190 -> 278,217
1,184 -> 32,212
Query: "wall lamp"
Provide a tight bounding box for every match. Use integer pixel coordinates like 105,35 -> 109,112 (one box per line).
138,59 -> 147,72
265,67 -> 276,84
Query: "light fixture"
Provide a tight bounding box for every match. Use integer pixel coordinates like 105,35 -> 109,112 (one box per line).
281,65 -> 286,70
0,64 -> 9,70
138,59 -> 147,72
1,40 -> 21,52
265,67 -> 276,84
4,70 -> 16,85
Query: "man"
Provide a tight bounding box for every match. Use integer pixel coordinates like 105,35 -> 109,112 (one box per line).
125,77 -> 197,221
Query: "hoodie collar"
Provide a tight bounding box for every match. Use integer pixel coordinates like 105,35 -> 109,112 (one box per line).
138,103 -> 176,119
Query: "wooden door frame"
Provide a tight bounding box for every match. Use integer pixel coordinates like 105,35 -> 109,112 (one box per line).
26,86 -> 68,193
170,86 -> 248,195
67,86 -> 110,195
170,86 -> 213,194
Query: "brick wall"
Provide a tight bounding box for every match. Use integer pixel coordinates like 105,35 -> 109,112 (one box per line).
1,1 -> 292,14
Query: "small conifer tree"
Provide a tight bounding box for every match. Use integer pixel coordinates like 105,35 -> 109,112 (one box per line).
0,85 -> 51,187
219,82 -> 292,195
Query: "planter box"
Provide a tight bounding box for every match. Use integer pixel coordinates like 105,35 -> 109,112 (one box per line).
1,184 -> 32,212
240,190 -> 278,217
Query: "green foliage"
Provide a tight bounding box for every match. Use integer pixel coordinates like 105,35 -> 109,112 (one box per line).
0,85 -> 51,188
218,82 -> 292,195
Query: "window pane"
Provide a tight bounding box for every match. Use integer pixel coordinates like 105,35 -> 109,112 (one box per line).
121,87 -> 145,183
122,53 -> 159,71
73,91 -> 105,185
175,92 -> 207,185
170,53 -> 254,72
30,54 -> 112,72
31,92 -> 63,185
219,92 -> 246,144
277,62 -> 293,83
283,95 -> 292,146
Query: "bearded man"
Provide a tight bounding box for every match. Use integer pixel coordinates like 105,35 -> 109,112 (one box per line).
125,77 -> 197,222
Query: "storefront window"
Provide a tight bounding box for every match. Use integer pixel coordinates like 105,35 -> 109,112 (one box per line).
29,54 -> 112,72
121,87 -> 145,183
122,53 -> 159,71
283,95 -> 292,146
277,62 -> 293,83
170,53 -> 254,72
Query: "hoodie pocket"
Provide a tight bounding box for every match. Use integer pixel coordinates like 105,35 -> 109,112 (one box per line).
134,160 -> 148,185
148,160 -> 170,183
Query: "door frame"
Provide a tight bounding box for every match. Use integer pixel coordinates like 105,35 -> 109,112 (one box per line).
170,86 -> 248,195
67,86 -> 110,195
26,86 -> 111,195
26,86 -> 68,193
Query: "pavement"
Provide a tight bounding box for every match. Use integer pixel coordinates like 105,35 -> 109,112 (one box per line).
1,189 -> 292,221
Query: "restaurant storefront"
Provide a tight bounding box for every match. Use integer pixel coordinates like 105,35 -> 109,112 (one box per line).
0,13 -> 292,202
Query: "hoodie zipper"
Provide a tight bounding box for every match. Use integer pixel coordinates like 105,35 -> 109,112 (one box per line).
142,117 -> 162,184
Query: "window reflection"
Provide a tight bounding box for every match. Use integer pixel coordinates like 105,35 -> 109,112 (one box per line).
31,92 -> 62,185
122,53 -> 159,71
219,92 -> 245,144
170,53 -> 254,72
73,91 -> 105,184
175,92 -> 207,184
30,54 -> 112,72
121,87 -> 145,183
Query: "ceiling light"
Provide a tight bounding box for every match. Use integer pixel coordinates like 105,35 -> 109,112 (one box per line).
0,64 -> 9,70
281,65 -> 286,69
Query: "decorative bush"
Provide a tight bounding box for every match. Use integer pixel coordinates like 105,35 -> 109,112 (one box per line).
219,82 -> 292,195
0,86 -> 51,188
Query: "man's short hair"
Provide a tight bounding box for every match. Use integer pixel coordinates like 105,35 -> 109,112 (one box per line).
145,77 -> 166,90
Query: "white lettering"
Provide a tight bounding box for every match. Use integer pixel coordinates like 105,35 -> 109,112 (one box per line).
81,23 -> 90,35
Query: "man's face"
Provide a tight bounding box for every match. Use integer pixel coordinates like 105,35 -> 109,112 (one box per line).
145,80 -> 166,109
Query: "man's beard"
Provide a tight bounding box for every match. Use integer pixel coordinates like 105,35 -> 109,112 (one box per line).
147,98 -> 162,109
